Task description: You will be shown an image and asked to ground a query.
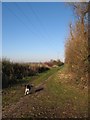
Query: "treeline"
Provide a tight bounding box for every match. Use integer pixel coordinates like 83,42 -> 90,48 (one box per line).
65,3 -> 90,86
44,59 -> 64,67
2,59 -> 49,88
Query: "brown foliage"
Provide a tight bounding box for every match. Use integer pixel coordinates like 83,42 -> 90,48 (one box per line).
2,59 -> 49,88
65,2 -> 89,86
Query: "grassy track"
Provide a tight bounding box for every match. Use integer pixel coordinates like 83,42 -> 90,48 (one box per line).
2,67 -> 61,108
2,66 -> 88,118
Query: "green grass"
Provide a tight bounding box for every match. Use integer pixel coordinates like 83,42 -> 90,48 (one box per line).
32,67 -> 61,86
45,70 -> 88,117
2,65 -> 88,118
2,67 -> 61,108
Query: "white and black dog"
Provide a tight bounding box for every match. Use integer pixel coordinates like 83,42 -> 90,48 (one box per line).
24,84 -> 33,95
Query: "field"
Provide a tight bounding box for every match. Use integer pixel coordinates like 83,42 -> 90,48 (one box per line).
2,66 -> 88,118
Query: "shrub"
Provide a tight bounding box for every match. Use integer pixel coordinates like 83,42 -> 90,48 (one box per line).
2,59 -> 50,88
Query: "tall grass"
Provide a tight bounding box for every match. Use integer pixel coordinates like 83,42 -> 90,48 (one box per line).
2,59 -> 49,88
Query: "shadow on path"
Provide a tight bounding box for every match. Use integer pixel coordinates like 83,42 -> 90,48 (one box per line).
35,87 -> 44,93
30,86 -> 44,94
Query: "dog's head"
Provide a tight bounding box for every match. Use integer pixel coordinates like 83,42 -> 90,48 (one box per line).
25,84 -> 33,88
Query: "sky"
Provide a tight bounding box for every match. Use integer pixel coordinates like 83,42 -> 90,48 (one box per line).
2,2 -> 75,62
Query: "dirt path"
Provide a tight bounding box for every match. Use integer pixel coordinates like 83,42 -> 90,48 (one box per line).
2,67 -> 88,118
2,69 -> 55,118
2,80 -> 46,118
3,91 -> 43,118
